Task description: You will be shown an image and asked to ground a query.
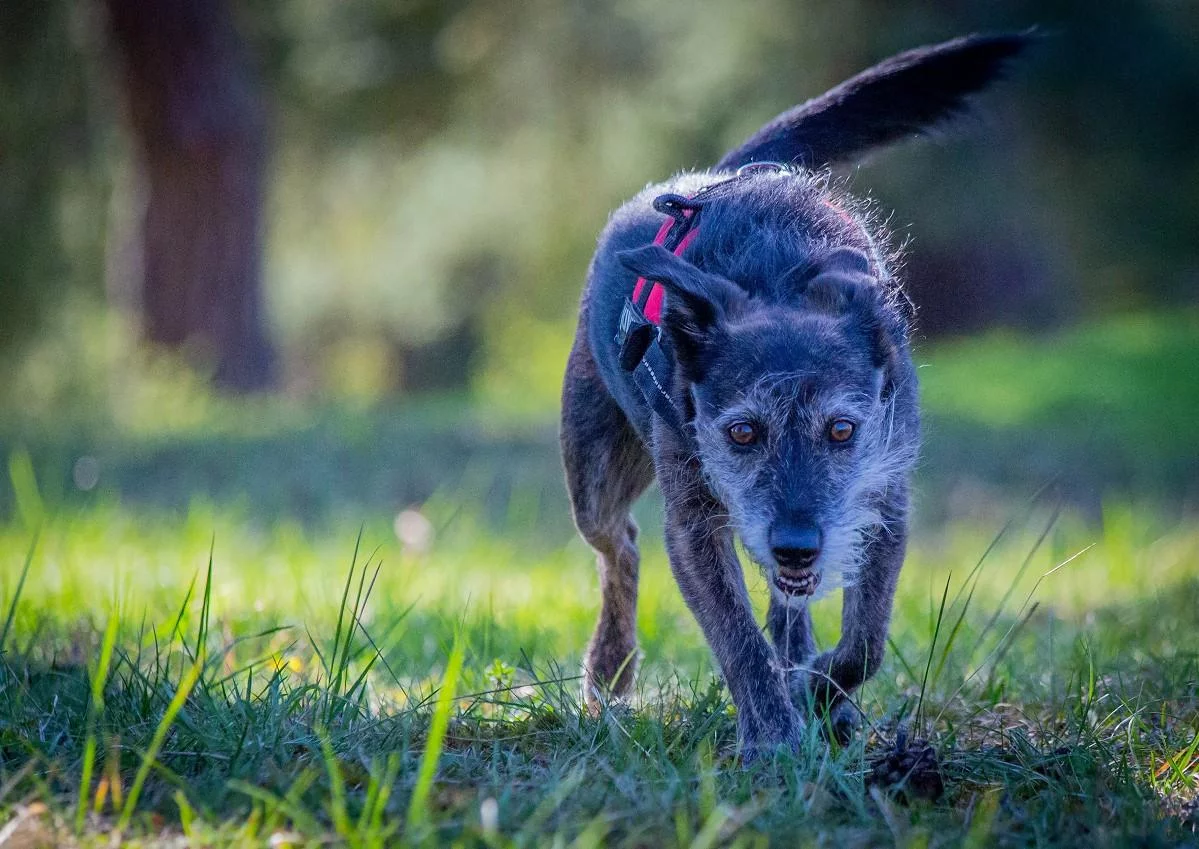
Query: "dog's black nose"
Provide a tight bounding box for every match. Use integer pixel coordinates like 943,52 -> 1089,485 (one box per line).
771,525 -> 822,569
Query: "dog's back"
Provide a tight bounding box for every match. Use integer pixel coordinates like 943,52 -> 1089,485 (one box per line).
582,33 -> 1029,439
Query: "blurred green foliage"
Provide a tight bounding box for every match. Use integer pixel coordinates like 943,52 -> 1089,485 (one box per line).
2,310 -> 1194,531
0,1 -> 112,354
2,0 -> 1196,398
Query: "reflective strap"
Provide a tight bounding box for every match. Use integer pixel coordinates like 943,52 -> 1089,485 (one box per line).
632,336 -> 684,432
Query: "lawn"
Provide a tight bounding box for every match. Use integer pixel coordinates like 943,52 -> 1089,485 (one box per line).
0,311 -> 1196,846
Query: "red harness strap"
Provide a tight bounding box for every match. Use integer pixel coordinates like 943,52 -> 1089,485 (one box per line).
631,195 -> 876,326
630,208 -> 700,324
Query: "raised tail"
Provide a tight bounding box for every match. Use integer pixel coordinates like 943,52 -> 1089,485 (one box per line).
715,32 -> 1034,172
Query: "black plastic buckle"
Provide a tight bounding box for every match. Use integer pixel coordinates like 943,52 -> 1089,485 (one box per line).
616,298 -> 655,372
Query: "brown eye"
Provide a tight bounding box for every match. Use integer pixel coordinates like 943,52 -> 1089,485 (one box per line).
728,421 -> 758,446
828,419 -> 855,443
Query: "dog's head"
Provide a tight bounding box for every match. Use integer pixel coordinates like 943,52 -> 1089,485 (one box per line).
618,220 -> 918,601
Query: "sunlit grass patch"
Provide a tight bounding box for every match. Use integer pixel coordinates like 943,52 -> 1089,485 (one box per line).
0,311 -> 1196,844
0,490 -> 1196,845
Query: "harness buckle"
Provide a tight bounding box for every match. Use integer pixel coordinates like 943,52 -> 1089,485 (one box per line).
616,297 -> 655,371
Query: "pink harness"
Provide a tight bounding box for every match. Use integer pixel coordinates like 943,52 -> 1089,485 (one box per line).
630,190 -> 877,327
616,163 -> 889,434
630,209 -> 700,325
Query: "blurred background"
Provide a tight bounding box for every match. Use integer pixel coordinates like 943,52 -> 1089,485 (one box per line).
2,0 -> 1197,531
3,6 -> 1198,836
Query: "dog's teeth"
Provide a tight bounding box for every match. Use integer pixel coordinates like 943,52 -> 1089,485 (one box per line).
774,567 -> 822,597
775,573 -> 817,596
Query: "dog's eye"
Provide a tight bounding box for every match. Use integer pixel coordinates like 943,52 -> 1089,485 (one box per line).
727,421 -> 758,446
828,419 -> 855,443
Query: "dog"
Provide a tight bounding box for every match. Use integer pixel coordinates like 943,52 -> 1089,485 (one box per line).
560,33 -> 1029,756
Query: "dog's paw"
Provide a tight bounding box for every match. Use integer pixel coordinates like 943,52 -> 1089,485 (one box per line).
739,736 -> 800,766
823,700 -> 861,746
738,713 -> 806,764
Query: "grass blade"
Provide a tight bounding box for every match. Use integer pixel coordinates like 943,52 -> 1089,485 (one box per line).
915,572 -> 952,730
8,450 -> 44,530
193,538 -> 215,664
317,726 -> 351,838
405,637 -> 465,837
116,653 -> 205,831
75,610 -> 120,833
0,532 -> 38,657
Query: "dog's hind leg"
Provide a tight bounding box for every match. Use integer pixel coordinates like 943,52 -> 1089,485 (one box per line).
561,332 -> 654,708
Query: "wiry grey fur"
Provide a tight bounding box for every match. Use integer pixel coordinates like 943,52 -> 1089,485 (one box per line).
559,33 -> 1028,757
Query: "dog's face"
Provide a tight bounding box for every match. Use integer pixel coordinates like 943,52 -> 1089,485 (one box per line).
691,313 -> 892,600
618,243 -> 915,600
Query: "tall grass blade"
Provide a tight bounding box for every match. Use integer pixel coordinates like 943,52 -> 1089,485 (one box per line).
193,537 -> 215,665
360,752 -> 401,837
328,529 -> 363,688
972,504 -> 1062,652
75,610 -> 119,833
116,653 -> 204,831
689,805 -> 734,849
0,532 -> 38,657
405,637 -> 465,837
317,726 -> 351,837
934,544 -> 1093,725
8,449 -> 44,530
915,572 -> 952,730
228,775 -> 321,835
963,789 -> 1001,849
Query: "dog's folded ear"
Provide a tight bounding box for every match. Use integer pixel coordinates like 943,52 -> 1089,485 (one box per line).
616,245 -> 745,381
800,249 -> 904,400
821,247 -> 872,276
617,246 -> 745,316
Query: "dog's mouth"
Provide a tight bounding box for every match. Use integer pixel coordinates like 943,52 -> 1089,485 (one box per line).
773,566 -> 821,597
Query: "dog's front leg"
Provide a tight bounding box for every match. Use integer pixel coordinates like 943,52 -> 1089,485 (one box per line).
767,598 -> 816,702
656,444 -> 803,756
808,518 -> 907,715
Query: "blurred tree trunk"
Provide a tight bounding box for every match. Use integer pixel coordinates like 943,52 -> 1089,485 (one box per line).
105,0 -> 274,390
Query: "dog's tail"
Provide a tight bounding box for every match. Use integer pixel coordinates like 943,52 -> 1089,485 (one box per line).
714,32 -> 1034,172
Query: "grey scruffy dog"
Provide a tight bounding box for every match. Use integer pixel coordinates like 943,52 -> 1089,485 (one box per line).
560,34 -> 1029,756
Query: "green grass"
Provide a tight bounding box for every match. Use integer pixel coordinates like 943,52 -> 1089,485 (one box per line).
915,309 -> 1199,517
0,311 -> 1196,845
1,489 -> 1197,845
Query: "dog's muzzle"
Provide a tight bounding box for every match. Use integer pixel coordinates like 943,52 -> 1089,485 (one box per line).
770,524 -> 823,596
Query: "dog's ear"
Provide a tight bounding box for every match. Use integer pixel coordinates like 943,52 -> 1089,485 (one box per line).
618,245 -> 745,316
617,245 -> 745,380
800,249 -> 875,312
777,247 -> 873,299
821,247 -> 872,277
802,249 -> 903,399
